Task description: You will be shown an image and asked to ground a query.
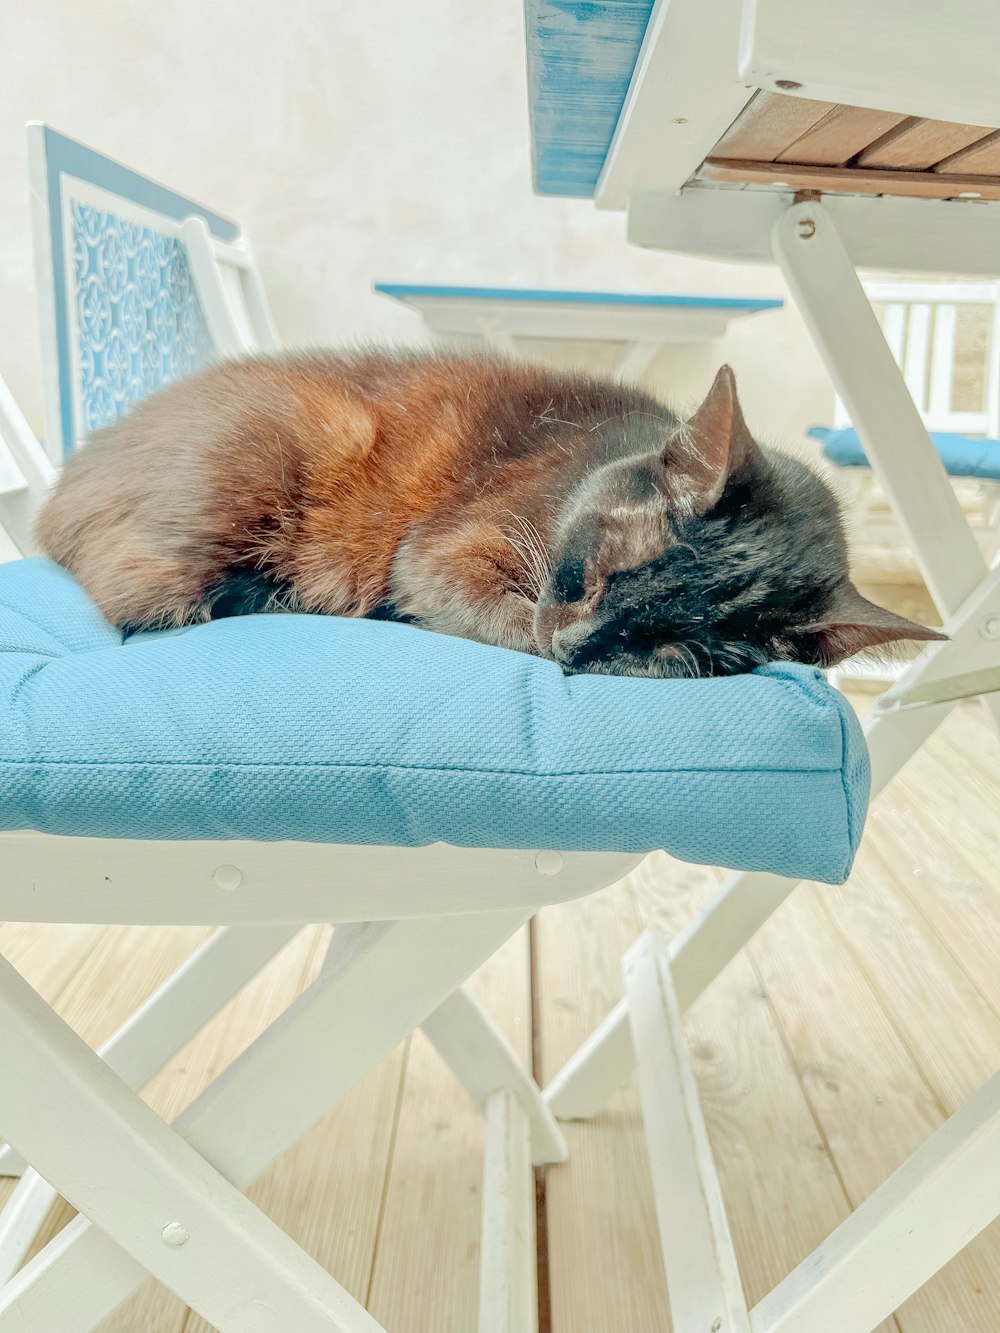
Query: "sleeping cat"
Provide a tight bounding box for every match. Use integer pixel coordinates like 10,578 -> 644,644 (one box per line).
38,351 -> 943,677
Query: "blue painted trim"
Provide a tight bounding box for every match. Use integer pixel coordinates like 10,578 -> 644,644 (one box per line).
524,0 -> 655,198
374,283 -> 783,312
38,126 -> 239,456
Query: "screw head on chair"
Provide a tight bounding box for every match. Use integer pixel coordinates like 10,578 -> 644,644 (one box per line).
534,850 -> 563,876
212,865 -> 243,891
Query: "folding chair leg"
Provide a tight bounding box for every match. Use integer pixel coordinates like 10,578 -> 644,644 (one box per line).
0,925 -> 298,1282
545,870 -> 797,1120
479,1087 -> 537,1333
774,202 -> 985,618
0,946 -> 383,1333
546,206 -> 1000,1121
620,933 -> 1000,1333
0,909 -> 529,1332
546,560 -> 1000,1120
625,930 -> 751,1333
0,923 -> 297,1182
322,929 -> 563,1162
750,1068 -> 1000,1333
0,1174 -> 52,1290
423,985 -> 566,1164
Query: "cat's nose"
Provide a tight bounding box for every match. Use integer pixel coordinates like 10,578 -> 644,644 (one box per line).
551,618 -> 593,663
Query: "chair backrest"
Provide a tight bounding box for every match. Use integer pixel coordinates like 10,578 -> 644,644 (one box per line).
834,280 -> 1000,438
0,373 -> 57,561
28,123 -> 279,462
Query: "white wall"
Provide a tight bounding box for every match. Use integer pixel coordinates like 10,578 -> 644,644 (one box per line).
0,0 -> 834,445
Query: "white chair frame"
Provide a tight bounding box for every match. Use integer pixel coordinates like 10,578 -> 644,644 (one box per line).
0,836 -> 641,1332
534,1 -> 1000,1327
2,161 -> 581,1328
2,142 -> 295,1281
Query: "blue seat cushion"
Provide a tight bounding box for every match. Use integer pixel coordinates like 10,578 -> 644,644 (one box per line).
0,559 -> 869,883
810,425 -> 1000,481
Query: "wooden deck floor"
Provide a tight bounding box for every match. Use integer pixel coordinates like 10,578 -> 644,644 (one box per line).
2,688 -> 999,1331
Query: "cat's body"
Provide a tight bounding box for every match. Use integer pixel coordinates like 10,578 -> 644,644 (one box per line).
38,350 -> 942,677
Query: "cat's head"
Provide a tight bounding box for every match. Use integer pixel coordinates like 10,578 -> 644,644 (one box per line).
534,365 -> 945,678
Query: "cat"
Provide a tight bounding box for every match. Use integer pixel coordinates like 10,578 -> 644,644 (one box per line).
37,350 -> 944,677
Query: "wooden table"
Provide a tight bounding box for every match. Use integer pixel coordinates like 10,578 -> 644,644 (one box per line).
374,282 -> 782,381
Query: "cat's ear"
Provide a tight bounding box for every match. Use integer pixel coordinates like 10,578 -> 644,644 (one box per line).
793,584 -> 947,667
675,365 -> 756,512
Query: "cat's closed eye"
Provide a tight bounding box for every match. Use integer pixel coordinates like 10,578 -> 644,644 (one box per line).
552,561 -> 587,605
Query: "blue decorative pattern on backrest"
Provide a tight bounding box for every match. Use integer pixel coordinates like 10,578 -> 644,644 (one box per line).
71,202 -> 214,434
524,0 -> 655,197
31,125 -> 240,457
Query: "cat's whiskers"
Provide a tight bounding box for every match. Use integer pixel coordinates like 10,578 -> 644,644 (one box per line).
512,512 -> 553,593
672,641 -> 704,678
501,531 -> 546,600
501,511 -> 552,601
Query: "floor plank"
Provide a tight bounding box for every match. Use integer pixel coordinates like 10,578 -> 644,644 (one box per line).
536,872 -> 669,1333
367,928 -> 530,1333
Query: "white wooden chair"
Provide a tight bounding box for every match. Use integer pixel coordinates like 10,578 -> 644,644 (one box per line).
0,124 -> 874,1333
526,2 -> 1000,1330
0,522 -> 866,1333
812,279 -> 1000,552
0,374 -> 55,562
2,130 -> 575,1327
0,125 -> 297,1287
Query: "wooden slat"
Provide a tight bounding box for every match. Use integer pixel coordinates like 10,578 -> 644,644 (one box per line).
858,119 -> 997,170
777,106 -> 906,167
824,858 -> 1000,1112
813,733 -> 1000,1332
934,129 -> 1000,175
713,91 -> 837,163
712,95 -> 1000,176
700,157 -> 1000,199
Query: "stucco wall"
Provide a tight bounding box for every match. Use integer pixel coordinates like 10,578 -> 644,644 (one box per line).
0,0 -> 834,446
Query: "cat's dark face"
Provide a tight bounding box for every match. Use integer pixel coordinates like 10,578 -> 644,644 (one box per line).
533,366 -> 944,678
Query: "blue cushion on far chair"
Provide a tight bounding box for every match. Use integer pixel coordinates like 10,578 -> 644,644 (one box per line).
0,558 -> 869,884
810,425 -> 1000,481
